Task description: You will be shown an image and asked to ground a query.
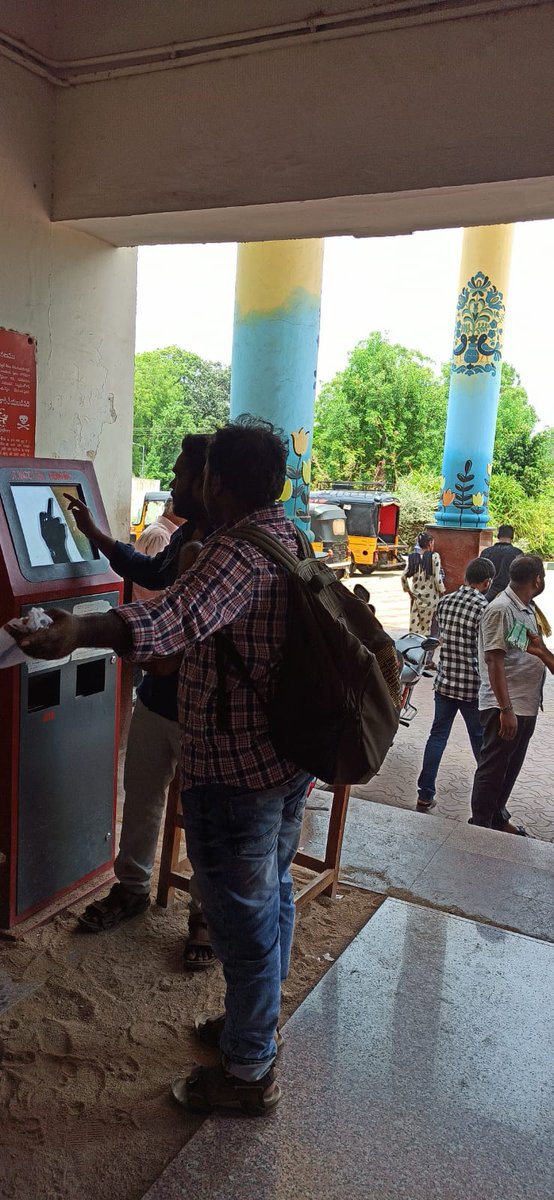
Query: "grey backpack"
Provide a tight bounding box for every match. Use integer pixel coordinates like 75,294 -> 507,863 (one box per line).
215,525 -> 400,785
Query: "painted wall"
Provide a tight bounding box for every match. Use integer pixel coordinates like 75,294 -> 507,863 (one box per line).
230,240 -> 324,528
0,57 -> 137,538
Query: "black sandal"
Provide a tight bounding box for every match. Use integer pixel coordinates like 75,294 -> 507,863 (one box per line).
172,1064 -> 281,1115
194,1012 -> 284,1052
77,883 -> 150,932
183,914 -> 216,971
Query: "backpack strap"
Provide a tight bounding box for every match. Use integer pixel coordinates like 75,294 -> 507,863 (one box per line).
214,521 -> 312,732
230,524 -> 303,572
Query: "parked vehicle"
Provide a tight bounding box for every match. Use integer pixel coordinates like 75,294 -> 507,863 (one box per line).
309,502 -> 351,577
395,633 -> 440,726
130,490 -> 170,542
345,580 -> 437,726
310,483 -> 407,575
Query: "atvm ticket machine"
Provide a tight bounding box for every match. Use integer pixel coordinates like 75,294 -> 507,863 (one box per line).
0,457 -> 123,927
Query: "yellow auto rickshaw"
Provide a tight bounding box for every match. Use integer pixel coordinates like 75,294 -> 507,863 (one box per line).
310,484 -> 405,575
309,502 -> 351,577
130,490 -> 170,542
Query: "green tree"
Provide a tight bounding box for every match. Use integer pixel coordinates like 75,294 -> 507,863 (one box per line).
133,346 -> 230,478
313,333 -> 447,487
492,364 -> 553,496
142,399 -> 197,487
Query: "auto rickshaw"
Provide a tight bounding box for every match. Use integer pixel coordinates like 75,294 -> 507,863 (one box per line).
310,484 -> 406,575
309,502 -> 351,577
130,490 -> 170,542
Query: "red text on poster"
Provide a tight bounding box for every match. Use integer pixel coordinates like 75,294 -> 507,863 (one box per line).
0,329 -> 37,457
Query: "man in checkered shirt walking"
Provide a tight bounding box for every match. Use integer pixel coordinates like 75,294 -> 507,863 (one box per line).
416,557 -> 495,811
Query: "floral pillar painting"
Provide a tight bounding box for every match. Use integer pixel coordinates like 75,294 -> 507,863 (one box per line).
436,225 -> 513,529
229,239 -> 324,527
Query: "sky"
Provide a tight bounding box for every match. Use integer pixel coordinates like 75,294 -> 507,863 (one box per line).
135,220 -> 554,427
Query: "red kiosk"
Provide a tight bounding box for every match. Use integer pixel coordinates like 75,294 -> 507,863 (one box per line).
0,457 -> 123,928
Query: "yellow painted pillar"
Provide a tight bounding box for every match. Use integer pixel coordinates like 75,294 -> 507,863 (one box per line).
230,240 -> 324,528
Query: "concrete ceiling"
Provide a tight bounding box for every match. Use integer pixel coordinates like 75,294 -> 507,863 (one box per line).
2,0 -> 553,244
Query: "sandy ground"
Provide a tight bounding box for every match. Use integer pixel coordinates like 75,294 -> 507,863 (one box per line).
0,884 -> 381,1200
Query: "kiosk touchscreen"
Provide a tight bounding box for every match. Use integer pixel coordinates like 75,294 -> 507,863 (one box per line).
0,458 -> 124,928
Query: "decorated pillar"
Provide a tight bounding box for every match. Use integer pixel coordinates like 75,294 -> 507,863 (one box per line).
230,239 -> 324,528
436,224 -> 513,529
429,225 -> 513,588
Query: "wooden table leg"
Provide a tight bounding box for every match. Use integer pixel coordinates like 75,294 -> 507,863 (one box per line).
156,774 -> 181,908
322,784 -> 351,898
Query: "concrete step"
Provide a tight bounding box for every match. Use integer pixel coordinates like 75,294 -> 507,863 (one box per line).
303,792 -> 554,943
143,898 -> 554,1200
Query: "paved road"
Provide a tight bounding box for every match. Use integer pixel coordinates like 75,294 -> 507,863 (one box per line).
347,567 -> 554,842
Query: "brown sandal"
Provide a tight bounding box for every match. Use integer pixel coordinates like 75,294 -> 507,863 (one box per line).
172,1064 -> 281,1115
183,913 -> 216,971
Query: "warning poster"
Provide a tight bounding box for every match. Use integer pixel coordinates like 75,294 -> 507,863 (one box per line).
0,329 -> 37,458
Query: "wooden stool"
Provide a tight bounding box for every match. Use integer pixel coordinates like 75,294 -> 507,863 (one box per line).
156,781 -> 351,912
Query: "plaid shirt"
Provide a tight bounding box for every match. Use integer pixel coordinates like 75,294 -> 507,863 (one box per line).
118,505 -> 301,791
434,585 -> 488,703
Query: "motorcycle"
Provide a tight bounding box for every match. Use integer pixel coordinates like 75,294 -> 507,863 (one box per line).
350,582 -> 439,727
395,633 -> 440,726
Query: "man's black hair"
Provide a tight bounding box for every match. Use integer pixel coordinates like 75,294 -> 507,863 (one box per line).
207,418 -> 288,510
181,433 -> 211,479
509,554 -> 544,584
465,557 -> 495,585
498,524 -> 514,539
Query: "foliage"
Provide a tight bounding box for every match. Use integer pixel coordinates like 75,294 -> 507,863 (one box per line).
313,333 -> 554,557
312,333 -> 447,487
489,472 -> 554,559
133,346 -> 230,483
394,470 -> 442,551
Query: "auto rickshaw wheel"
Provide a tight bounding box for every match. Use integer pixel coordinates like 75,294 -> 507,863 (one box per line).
358,565 -> 375,576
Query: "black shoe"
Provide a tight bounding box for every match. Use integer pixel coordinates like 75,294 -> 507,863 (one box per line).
416,797 -> 436,812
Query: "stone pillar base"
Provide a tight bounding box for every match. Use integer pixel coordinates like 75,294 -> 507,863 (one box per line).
425,525 -> 493,592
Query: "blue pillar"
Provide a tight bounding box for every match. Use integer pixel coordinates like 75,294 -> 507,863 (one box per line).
436,225 -> 513,528
230,239 -> 324,529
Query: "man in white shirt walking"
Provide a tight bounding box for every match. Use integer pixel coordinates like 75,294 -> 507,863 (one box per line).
470,555 -> 546,831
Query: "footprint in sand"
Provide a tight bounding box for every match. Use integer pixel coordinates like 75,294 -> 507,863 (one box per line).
36,1018 -> 74,1057
47,982 -> 98,1023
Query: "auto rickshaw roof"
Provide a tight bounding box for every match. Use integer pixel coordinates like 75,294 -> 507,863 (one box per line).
309,502 -> 347,520
311,489 -> 398,506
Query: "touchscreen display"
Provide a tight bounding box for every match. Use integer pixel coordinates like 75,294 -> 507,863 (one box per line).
10,485 -> 98,566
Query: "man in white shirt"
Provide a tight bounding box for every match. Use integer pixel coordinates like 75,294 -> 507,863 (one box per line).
470,555 -> 546,831
132,499 -> 184,601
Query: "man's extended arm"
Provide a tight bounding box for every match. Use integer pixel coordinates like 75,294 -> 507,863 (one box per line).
8,608 -> 132,659
9,537 -> 253,663
64,493 -> 183,590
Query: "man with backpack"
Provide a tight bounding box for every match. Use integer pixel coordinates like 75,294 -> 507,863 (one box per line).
9,420 -> 398,1117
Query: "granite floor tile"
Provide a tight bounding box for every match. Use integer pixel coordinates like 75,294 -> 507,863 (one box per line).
301,796 -> 452,893
406,843 -> 554,940
143,900 -> 554,1200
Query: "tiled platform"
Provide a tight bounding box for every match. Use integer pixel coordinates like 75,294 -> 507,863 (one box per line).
143,899 -> 554,1200
303,792 -> 554,942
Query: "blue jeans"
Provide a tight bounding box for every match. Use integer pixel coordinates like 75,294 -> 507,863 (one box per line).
181,771 -> 311,1081
417,691 -> 482,802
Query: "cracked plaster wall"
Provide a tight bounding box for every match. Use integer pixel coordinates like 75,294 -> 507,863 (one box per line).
0,57 -> 137,539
